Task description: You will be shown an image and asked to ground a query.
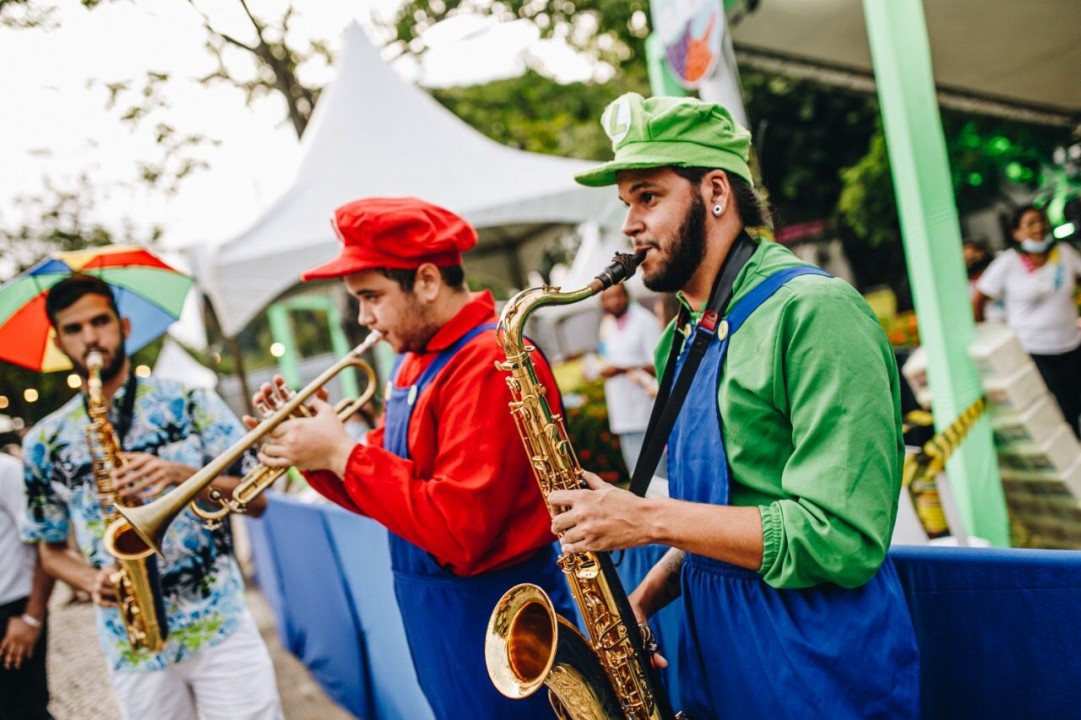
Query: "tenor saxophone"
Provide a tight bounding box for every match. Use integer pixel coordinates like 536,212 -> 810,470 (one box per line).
485,252 -> 681,720
87,352 -> 168,653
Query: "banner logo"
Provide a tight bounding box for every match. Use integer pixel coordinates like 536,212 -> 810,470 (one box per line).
652,0 -> 723,89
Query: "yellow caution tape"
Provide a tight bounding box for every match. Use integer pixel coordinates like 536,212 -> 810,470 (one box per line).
901,397 -> 986,539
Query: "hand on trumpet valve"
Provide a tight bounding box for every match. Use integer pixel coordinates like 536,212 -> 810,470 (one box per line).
244,376 -> 329,428
244,389 -> 355,478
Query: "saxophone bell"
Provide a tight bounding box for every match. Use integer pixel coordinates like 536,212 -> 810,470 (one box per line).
486,252 -> 678,719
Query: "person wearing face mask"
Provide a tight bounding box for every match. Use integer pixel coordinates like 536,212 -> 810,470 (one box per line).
974,205 -> 1081,437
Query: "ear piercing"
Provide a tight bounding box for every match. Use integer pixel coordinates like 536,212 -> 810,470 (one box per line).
712,203 -> 725,217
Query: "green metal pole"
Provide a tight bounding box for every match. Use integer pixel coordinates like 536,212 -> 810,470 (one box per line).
323,301 -> 358,399
862,0 -> 1008,545
270,295 -> 360,398
266,303 -> 301,389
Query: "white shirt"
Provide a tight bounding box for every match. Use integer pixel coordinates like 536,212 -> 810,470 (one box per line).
598,302 -> 663,434
976,244 -> 1081,355
0,452 -> 34,604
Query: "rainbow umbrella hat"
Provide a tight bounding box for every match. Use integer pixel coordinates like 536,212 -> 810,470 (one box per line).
0,245 -> 194,373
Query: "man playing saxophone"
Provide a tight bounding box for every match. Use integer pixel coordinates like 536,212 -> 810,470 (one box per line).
547,94 -> 921,718
249,197 -> 575,719
21,273 -> 282,720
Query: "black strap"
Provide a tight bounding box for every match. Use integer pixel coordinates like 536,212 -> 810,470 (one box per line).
115,369 -> 139,449
627,232 -> 756,497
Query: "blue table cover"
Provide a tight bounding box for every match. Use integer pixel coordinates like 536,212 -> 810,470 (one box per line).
891,545 -> 1081,720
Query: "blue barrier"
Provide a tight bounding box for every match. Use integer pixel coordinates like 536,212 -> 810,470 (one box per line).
248,497 -> 374,718
251,494 -> 1081,720
245,509 -> 289,649
248,494 -> 432,719
323,507 -> 435,720
892,545 -> 1081,720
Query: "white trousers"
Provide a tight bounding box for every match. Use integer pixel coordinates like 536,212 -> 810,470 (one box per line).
110,612 -> 283,720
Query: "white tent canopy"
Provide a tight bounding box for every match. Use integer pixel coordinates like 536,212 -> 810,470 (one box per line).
194,22 -> 624,338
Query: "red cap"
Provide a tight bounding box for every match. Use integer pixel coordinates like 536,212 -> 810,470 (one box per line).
301,197 -> 477,281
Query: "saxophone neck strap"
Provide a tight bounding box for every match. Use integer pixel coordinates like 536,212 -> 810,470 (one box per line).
628,230 -> 756,498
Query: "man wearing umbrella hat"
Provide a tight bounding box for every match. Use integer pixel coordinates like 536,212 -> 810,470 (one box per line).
20,273 -> 283,720
249,197 -> 575,719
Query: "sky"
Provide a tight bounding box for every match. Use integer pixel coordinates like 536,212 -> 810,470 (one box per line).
0,0 -> 600,261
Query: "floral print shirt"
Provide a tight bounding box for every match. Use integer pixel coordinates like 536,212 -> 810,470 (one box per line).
22,375 -> 254,672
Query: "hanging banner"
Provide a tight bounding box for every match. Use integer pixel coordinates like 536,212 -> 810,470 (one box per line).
651,0 -> 724,89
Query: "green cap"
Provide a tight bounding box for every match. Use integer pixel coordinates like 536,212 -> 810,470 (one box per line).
574,93 -> 752,187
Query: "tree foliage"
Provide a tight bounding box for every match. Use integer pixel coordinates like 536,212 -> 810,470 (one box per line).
388,0 -> 651,87
2,0 -> 1075,413
431,67 -> 646,159
0,174 -> 163,278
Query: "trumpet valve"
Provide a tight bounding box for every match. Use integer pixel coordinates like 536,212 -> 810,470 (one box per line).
270,383 -> 294,409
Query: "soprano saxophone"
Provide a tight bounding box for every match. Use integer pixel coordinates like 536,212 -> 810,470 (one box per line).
484,252 -> 681,720
88,352 -> 168,653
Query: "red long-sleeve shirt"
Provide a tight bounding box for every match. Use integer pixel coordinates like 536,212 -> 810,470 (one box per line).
304,291 -> 562,576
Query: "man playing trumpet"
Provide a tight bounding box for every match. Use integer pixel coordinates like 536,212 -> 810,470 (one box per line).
250,197 -> 574,720
21,273 -> 282,720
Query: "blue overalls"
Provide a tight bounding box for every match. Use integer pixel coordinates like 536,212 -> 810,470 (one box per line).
668,267 -> 920,719
383,322 -> 575,720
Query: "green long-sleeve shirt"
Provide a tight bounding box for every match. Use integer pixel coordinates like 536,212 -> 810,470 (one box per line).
656,239 -> 904,590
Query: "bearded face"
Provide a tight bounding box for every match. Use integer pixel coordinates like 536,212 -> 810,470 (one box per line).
51,293 -> 129,382
641,193 -> 709,294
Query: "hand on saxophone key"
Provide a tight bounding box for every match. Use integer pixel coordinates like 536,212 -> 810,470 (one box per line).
548,470 -> 654,554
91,565 -> 120,608
114,453 -> 196,502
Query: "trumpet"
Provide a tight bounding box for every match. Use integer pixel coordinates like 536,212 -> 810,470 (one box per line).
104,331 -> 382,560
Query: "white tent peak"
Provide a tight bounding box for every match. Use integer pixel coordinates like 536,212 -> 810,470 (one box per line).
195,21 -> 623,337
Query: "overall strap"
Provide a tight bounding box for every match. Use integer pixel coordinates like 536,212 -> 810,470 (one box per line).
724,266 -> 830,336
628,262 -> 830,498
628,233 -> 755,497
383,322 -> 498,458
398,322 -> 497,407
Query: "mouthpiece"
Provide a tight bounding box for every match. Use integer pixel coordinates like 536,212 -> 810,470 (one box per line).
86,351 -> 104,371
592,250 -> 645,291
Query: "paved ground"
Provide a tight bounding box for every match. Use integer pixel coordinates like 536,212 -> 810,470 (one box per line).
44,585 -> 354,720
